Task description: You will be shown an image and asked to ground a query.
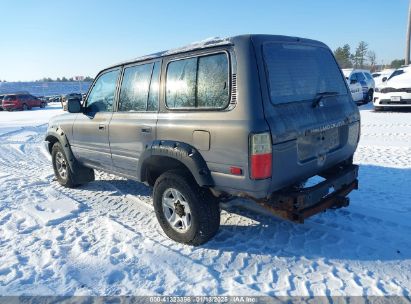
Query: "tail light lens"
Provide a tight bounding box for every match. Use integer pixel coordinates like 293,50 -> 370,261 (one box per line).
250,132 -> 272,180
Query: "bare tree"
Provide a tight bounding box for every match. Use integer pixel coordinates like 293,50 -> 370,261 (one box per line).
367,51 -> 377,71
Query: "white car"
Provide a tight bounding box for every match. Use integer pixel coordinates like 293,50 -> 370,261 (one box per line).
372,69 -> 394,87
347,79 -> 364,104
342,69 -> 375,103
373,66 -> 411,110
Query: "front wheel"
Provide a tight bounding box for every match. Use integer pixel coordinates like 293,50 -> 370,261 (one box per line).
22,104 -> 28,111
153,170 -> 220,245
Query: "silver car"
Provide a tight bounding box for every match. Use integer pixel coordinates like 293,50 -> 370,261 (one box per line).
45,35 -> 360,245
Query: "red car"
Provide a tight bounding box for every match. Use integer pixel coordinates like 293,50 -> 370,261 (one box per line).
2,93 -> 47,111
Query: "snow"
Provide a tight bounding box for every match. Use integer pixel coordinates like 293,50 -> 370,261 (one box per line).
0,103 -> 410,296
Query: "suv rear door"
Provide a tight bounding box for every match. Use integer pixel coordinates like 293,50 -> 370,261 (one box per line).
109,61 -> 160,177
71,68 -> 120,170
252,36 -> 360,191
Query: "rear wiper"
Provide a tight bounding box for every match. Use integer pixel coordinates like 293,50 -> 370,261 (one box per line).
311,91 -> 339,108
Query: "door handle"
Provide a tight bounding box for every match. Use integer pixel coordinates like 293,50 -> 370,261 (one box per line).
141,126 -> 152,133
98,124 -> 106,130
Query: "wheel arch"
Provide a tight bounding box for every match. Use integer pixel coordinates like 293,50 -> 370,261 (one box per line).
138,140 -> 214,188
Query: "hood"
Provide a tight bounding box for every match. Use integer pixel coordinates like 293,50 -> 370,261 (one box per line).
377,77 -> 411,90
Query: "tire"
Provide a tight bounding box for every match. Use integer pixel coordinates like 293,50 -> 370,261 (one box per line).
22,104 -> 28,111
153,170 -> 220,245
40,102 -> 46,108
51,142 -> 94,188
365,90 -> 373,104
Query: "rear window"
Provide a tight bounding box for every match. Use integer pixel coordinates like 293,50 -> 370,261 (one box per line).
4,95 -> 16,101
263,43 -> 348,104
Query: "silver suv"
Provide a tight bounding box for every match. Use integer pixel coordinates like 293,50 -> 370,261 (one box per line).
45,35 -> 360,245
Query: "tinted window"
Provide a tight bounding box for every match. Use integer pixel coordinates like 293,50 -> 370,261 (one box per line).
364,73 -> 373,80
197,54 -> 229,108
372,73 -> 380,78
148,61 -> 160,111
166,53 -> 229,109
119,63 -> 153,112
350,74 -> 357,81
166,58 -> 196,108
356,73 -> 365,81
388,70 -> 404,80
86,69 -> 119,113
263,43 -> 347,104
4,95 -> 16,101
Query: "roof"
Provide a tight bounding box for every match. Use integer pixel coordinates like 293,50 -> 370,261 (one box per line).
105,34 -> 328,70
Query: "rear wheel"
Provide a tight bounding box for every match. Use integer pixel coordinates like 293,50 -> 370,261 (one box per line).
40,102 -> 46,108
153,170 -> 220,245
22,104 -> 28,111
365,89 -> 374,103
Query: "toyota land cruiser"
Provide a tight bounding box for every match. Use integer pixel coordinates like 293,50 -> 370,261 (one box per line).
45,35 -> 360,245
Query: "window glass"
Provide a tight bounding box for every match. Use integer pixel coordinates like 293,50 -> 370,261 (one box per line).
388,70 -> 404,80
147,61 -> 160,111
263,43 -> 347,104
4,95 -> 16,101
364,73 -> 373,80
197,54 -> 229,108
356,73 -> 365,81
166,58 -> 197,108
87,70 -> 119,113
119,63 -> 153,112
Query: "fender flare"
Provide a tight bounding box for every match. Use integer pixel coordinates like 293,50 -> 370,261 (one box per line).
45,126 -> 93,184
138,140 -> 214,187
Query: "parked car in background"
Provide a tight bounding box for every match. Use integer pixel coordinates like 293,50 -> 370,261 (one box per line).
2,93 -> 47,111
374,66 -> 411,111
346,79 -> 364,104
342,69 -> 375,103
45,35 -> 360,245
372,69 -> 394,87
0,94 -> 5,111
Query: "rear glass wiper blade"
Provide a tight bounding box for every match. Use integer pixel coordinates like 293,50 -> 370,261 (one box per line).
311,91 -> 339,108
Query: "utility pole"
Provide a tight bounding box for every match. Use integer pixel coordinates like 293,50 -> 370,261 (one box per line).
406,0 -> 411,65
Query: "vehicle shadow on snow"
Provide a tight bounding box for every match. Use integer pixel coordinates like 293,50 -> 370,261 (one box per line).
204,164 -> 411,261
73,165 -> 410,262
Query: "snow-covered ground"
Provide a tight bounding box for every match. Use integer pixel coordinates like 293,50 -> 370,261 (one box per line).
0,104 -> 410,296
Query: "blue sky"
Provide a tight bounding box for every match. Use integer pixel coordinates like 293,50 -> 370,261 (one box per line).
0,0 -> 408,81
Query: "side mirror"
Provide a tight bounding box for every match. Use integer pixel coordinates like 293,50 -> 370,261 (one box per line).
67,98 -> 82,113
382,77 -> 387,82
350,79 -> 357,85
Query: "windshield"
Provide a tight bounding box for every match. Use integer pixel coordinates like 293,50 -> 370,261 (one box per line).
263,43 -> 348,104
388,70 -> 404,81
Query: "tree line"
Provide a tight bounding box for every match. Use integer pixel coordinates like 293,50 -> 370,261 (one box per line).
334,41 -> 404,71
35,76 -> 94,82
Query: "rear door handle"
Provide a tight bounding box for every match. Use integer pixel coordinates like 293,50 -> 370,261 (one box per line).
141,126 -> 152,133
98,124 -> 106,130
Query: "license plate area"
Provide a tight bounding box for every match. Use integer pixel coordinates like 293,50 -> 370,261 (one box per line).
297,127 -> 342,162
391,96 -> 401,102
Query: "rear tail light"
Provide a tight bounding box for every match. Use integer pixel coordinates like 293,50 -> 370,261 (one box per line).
250,132 -> 272,180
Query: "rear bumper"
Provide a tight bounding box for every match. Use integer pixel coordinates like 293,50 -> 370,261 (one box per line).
256,164 -> 359,223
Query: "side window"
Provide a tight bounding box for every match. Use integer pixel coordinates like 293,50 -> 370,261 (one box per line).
166,58 -> 197,108
364,73 -> 373,80
197,54 -> 229,108
166,53 -> 229,109
86,69 -> 119,113
119,63 -> 153,112
147,61 -> 160,111
356,73 -> 365,81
